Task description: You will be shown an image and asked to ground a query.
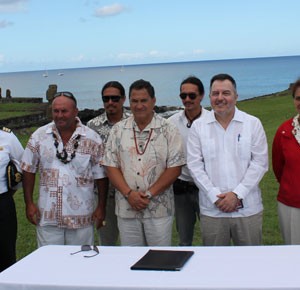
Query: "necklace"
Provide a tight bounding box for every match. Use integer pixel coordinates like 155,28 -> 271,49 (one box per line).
133,128 -> 153,155
185,110 -> 202,128
53,132 -> 81,164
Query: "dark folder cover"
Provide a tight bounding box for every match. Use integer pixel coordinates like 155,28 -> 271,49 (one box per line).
131,249 -> 194,271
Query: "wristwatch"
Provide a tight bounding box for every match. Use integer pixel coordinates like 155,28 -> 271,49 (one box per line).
145,190 -> 153,199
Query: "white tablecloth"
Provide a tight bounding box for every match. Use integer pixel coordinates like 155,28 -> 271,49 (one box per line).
0,245 -> 300,290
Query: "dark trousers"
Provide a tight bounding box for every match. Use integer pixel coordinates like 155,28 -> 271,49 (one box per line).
0,192 -> 17,272
173,179 -> 200,246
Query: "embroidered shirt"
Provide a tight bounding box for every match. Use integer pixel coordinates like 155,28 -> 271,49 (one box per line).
102,113 -> 186,219
21,118 -> 106,229
187,108 -> 268,217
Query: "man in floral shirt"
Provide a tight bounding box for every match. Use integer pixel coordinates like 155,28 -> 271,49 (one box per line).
103,79 -> 185,246
21,92 -> 108,247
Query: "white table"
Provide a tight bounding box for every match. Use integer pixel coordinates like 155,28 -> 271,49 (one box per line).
0,245 -> 299,290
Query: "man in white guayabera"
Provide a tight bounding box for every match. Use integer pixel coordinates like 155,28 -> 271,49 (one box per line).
187,73 -> 268,246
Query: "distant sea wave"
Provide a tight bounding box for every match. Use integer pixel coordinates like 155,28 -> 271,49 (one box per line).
0,55 -> 299,110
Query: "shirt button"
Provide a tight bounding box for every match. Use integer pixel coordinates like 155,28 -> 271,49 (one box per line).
137,172 -> 140,175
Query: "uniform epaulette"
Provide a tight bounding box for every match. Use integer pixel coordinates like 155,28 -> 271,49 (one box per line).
1,127 -> 12,133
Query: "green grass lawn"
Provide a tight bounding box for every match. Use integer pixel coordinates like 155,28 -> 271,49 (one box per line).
0,103 -> 45,120
12,91 -> 295,259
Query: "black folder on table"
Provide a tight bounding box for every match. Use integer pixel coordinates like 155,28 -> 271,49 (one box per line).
130,249 -> 194,271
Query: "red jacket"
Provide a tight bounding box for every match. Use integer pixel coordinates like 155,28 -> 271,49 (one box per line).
272,118 -> 300,208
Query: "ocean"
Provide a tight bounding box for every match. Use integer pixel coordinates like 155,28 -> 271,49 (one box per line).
1,55 -> 300,110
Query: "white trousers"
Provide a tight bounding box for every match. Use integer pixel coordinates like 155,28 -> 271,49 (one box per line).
37,225 -> 94,247
117,216 -> 173,246
278,201 -> 300,245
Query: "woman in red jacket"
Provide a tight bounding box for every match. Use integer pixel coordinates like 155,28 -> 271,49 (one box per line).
272,79 -> 300,244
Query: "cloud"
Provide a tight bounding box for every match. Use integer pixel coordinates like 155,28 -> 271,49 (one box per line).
0,19 -> 13,28
193,49 -> 205,55
0,0 -> 28,13
94,3 -> 126,17
116,52 -> 145,61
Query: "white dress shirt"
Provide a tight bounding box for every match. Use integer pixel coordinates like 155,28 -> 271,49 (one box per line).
168,107 -> 209,182
187,107 -> 268,217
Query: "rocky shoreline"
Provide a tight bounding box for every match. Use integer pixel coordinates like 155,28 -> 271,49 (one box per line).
0,85 -> 292,130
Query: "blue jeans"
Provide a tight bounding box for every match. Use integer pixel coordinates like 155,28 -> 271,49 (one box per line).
173,179 -> 200,246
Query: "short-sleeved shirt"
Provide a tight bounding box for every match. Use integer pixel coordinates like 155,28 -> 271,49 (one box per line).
87,109 -> 131,144
87,109 -> 131,198
102,113 -> 186,219
21,118 -> 106,229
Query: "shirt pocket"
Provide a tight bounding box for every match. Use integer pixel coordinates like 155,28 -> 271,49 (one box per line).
72,154 -> 91,175
237,137 -> 251,160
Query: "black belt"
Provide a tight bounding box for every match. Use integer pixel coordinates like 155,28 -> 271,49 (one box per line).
174,179 -> 198,192
176,179 -> 197,187
0,191 -> 11,199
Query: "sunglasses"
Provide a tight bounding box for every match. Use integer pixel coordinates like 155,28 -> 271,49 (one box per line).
54,91 -> 77,106
179,93 -> 198,100
70,245 -> 99,258
102,95 -> 122,103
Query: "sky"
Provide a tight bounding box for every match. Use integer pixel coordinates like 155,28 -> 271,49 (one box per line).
0,0 -> 300,73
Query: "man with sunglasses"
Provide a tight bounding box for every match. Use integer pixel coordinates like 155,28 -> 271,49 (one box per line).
87,81 -> 131,246
168,76 -> 209,246
102,79 -> 185,246
21,91 -> 108,247
187,74 -> 268,246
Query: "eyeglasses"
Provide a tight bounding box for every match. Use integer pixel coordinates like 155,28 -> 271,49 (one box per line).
179,93 -> 198,100
70,245 -> 99,258
53,91 -> 77,106
102,95 -> 122,103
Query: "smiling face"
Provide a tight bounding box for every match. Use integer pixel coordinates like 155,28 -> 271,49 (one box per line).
130,88 -> 156,127
52,96 -> 78,132
210,79 -> 238,120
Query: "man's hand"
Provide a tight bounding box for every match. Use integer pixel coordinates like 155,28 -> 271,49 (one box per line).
92,205 -> 106,230
215,192 -> 240,213
127,190 -> 150,211
26,202 -> 40,225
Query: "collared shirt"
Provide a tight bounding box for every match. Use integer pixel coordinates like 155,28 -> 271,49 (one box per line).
87,109 -> 131,197
87,109 -> 131,144
21,118 -> 106,229
102,113 -> 186,219
168,107 -> 209,182
187,107 -> 268,217
0,129 -> 24,194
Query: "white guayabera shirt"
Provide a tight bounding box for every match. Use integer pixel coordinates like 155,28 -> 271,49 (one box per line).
187,108 -> 268,217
